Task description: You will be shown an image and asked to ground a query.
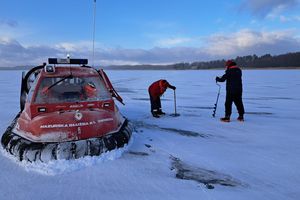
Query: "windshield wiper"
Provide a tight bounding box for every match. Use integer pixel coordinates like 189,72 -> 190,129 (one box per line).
45,74 -> 73,92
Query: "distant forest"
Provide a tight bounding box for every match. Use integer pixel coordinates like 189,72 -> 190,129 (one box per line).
1,51 -> 300,70
108,52 -> 300,70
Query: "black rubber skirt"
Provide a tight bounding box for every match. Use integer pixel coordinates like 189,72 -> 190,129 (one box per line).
1,113 -> 133,162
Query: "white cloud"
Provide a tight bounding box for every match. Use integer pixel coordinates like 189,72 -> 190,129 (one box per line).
278,15 -> 300,22
1,29 -> 300,67
54,41 -> 93,52
99,59 -> 140,66
241,0 -> 299,17
0,37 -> 14,44
0,39 -> 59,67
204,29 -> 300,57
155,37 -> 193,47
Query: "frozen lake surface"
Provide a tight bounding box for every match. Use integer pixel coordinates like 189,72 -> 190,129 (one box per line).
0,69 -> 299,200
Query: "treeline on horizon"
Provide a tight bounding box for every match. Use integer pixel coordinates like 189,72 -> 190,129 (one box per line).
1,51 -> 300,70
108,52 -> 300,70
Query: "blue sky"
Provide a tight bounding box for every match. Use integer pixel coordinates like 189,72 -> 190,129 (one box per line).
0,0 -> 300,67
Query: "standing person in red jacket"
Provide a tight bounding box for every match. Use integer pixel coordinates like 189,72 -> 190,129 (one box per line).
148,79 -> 176,118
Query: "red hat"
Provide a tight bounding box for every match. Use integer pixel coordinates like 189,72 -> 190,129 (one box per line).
225,60 -> 236,67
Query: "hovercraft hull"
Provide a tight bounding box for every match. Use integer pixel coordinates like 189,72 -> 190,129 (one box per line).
1,113 -> 132,162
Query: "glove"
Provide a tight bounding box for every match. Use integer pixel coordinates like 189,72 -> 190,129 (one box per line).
170,85 -> 176,90
215,76 -> 219,82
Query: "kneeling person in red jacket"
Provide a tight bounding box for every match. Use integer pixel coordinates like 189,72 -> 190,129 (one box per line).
148,79 -> 176,118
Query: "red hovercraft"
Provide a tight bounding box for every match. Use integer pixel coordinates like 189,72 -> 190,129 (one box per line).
1,58 -> 132,162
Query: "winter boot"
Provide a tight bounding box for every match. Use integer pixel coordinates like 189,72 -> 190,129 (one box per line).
151,110 -> 160,118
220,116 -> 230,122
237,115 -> 244,122
157,109 -> 166,115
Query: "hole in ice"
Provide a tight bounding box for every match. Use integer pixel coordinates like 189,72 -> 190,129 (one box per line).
170,155 -> 243,189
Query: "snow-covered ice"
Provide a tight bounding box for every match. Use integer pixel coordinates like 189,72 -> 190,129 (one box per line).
0,69 -> 299,200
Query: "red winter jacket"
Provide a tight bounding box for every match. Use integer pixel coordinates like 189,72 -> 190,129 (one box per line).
148,79 -> 172,99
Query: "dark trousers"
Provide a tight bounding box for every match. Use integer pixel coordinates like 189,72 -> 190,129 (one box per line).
149,93 -> 161,113
225,91 -> 245,117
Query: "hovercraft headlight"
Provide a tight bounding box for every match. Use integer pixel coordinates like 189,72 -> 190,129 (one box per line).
44,65 -> 55,73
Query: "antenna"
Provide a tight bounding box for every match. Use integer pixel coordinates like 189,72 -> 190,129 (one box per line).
92,0 -> 97,67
